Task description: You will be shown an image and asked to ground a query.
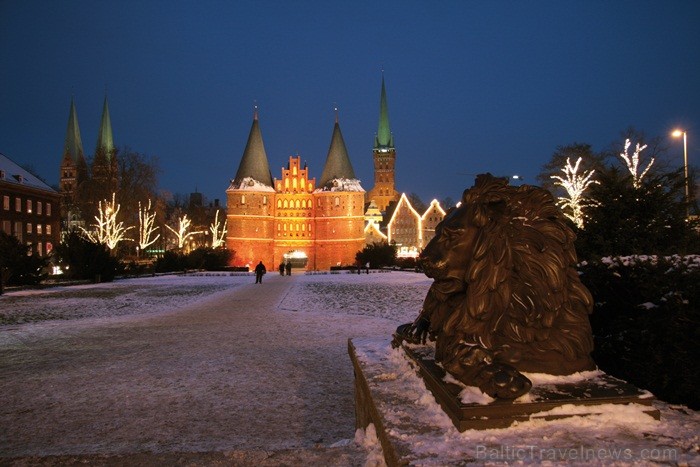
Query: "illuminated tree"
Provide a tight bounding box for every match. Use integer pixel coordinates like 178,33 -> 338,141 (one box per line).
209,210 -> 227,248
551,157 -> 599,229
81,193 -> 134,250
165,214 -> 204,250
138,199 -> 160,251
618,138 -> 654,189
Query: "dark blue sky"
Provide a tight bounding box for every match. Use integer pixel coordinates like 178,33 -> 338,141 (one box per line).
1,1 -> 698,204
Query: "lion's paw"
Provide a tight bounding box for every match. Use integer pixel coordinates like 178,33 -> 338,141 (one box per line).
477,363 -> 532,400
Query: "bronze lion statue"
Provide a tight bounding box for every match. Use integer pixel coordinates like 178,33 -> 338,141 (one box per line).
394,174 -> 596,399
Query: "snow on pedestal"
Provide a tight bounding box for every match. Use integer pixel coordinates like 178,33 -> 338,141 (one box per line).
350,337 -> 700,466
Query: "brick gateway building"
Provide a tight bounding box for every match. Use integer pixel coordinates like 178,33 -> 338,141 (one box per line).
226,111 -> 366,271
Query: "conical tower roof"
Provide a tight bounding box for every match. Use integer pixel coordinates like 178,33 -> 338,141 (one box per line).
318,115 -> 357,189
95,95 -> 115,160
63,98 -> 85,164
374,74 -> 394,149
232,110 -> 273,188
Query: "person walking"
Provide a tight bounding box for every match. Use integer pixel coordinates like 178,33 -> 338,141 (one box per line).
254,261 -> 266,284
279,262 -> 285,275
285,261 -> 292,276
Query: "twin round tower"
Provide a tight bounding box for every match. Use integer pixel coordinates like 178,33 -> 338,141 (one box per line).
225,76 -> 398,270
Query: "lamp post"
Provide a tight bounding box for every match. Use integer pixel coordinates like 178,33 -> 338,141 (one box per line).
671,129 -> 689,215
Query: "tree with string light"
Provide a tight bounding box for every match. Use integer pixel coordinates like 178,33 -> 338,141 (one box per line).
551,157 -> 599,229
81,193 -> 134,251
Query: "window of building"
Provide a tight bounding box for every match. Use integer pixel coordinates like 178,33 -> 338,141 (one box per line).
241,195 -> 246,204
14,222 -> 22,241
37,201 -> 42,215
37,224 -> 42,235
46,203 -> 51,216
46,224 -> 51,235
27,223 -> 32,234
277,199 -> 282,208
46,242 -> 53,254
263,196 -> 267,205
37,242 -> 42,256
284,199 -> 288,208
15,197 -> 21,212
335,197 -> 340,206
295,200 -> 300,209
1,220 -> 9,233
293,178 -> 297,190
3,195 -> 8,210
26,199 -> 32,214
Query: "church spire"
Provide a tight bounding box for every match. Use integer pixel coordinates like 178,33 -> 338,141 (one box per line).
374,73 -> 394,149
63,97 -> 85,164
232,108 -> 273,188
95,94 -> 115,161
318,111 -> 357,189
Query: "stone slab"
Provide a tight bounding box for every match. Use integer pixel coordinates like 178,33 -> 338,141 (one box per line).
400,342 -> 660,432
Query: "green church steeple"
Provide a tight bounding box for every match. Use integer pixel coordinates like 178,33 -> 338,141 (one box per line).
374,74 -> 394,149
95,95 -> 115,161
63,97 -> 85,164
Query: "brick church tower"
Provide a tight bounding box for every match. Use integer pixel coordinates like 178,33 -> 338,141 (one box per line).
59,98 -> 88,222
366,75 -> 399,212
226,110 -> 365,271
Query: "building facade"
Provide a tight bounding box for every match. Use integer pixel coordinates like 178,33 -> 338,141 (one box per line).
1,153 -> 61,257
386,194 -> 447,256
226,111 -> 365,270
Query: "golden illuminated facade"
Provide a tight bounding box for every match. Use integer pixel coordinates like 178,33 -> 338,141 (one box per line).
226,113 -> 365,270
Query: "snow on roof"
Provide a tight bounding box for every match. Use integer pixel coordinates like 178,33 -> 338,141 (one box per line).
226,176 -> 276,192
0,152 -> 57,193
314,178 -> 365,193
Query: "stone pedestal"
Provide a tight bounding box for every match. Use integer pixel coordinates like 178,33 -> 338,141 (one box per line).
349,337 -> 661,466
400,342 -> 660,432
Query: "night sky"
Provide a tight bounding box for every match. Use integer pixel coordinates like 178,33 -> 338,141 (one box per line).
1,1 -> 699,205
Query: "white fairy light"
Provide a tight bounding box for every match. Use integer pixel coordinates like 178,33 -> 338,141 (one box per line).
81,192 -> 135,250
209,210 -> 227,248
165,214 -> 205,249
619,138 -> 653,189
138,199 -> 160,250
551,157 -> 599,229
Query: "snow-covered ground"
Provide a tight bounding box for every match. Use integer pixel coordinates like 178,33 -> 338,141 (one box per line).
1,271 -> 698,465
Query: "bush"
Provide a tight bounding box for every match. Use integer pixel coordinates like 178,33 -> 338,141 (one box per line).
186,248 -> 232,271
155,248 -> 233,272
580,256 -> 700,409
355,242 -> 397,269
155,251 -> 187,273
53,230 -> 119,282
0,231 -> 47,286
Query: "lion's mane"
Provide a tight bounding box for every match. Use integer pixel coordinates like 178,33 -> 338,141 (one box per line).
434,174 -> 595,375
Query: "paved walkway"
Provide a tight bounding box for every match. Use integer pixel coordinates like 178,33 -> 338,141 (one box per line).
0,275 -> 371,465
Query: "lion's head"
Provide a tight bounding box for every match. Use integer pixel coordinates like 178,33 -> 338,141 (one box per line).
420,174 -> 595,374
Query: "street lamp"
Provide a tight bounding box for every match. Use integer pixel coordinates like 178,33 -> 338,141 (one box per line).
671,129 -> 689,213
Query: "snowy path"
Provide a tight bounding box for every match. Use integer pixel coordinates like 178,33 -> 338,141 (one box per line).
0,273 -> 404,463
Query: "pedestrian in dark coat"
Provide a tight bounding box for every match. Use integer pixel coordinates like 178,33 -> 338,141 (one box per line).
254,261 -> 266,284
279,262 -> 285,275
285,261 -> 292,276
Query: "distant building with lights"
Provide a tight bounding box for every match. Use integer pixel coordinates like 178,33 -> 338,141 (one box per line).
383,194 -> 446,256
226,110 -> 365,270
1,152 -> 61,257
